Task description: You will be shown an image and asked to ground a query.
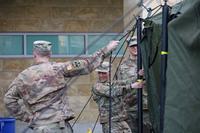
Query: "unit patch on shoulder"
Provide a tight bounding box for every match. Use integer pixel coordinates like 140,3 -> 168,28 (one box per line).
66,64 -> 73,70
72,61 -> 81,68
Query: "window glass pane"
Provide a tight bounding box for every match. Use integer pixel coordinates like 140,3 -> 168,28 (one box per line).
0,35 -> 23,55
58,35 -> 85,55
27,35 -> 85,55
88,35 -> 124,55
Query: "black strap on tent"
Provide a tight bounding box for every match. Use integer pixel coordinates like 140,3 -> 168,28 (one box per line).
136,16 -> 143,133
92,114 -> 100,133
160,1 -> 170,133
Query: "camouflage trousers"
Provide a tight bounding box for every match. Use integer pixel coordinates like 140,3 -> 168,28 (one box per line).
101,121 -> 131,133
126,111 -> 151,133
32,121 -> 73,133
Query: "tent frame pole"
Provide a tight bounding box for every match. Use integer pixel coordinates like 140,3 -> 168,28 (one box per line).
160,1 -> 170,133
136,16 -> 143,133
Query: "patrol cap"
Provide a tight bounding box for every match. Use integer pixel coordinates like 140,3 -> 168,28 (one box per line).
95,61 -> 110,73
33,40 -> 52,52
128,36 -> 137,47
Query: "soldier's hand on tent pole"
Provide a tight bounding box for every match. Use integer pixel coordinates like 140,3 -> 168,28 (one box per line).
130,80 -> 145,89
138,69 -> 144,76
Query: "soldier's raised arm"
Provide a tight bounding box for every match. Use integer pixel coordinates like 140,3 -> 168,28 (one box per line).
61,41 -> 119,77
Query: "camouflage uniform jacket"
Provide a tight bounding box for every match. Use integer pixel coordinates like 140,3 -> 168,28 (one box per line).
92,81 -> 131,124
117,56 -> 148,112
4,46 -> 111,126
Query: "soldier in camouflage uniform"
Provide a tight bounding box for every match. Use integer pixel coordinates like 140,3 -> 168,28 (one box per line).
117,37 -> 150,133
92,61 -> 144,133
4,40 -> 119,133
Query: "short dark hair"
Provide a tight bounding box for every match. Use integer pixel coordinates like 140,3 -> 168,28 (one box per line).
34,49 -> 51,57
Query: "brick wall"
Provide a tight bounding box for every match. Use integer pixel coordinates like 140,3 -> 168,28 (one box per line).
0,0 -> 123,32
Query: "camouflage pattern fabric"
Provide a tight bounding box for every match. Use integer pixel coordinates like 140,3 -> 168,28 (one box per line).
33,121 -> 73,133
4,45 -> 112,128
117,56 -> 138,111
33,40 -> 52,53
117,56 -> 150,133
92,81 -> 131,133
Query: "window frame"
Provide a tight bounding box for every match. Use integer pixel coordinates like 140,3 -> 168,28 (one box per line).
0,32 -> 124,58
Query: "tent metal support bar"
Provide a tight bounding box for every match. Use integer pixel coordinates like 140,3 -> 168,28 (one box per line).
136,16 -> 143,133
160,1 -> 170,133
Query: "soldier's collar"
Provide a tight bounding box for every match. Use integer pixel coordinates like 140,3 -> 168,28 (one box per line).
33,61 -> 49,65
129,55 -> 137,61
98,80 -> 109,84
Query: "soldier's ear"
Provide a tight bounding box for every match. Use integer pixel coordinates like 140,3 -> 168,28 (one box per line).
33,51 -> 36,58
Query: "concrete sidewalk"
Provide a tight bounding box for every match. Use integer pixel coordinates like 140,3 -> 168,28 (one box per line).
16,121 -> 102,133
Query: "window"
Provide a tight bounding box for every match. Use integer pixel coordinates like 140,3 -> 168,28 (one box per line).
0,33 -> 124,57
0,35 -> 23,55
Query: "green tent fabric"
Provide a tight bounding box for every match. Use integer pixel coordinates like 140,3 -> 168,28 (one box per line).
141,20 -> 161,133
165,0 -> 200,133
140,0 -> 200,133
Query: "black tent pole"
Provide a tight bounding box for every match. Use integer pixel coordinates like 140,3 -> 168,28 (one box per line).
136,16 -> 143,133
160,1 -> 170,133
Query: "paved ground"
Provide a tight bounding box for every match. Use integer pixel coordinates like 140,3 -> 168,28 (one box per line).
16,121 -> 102,133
